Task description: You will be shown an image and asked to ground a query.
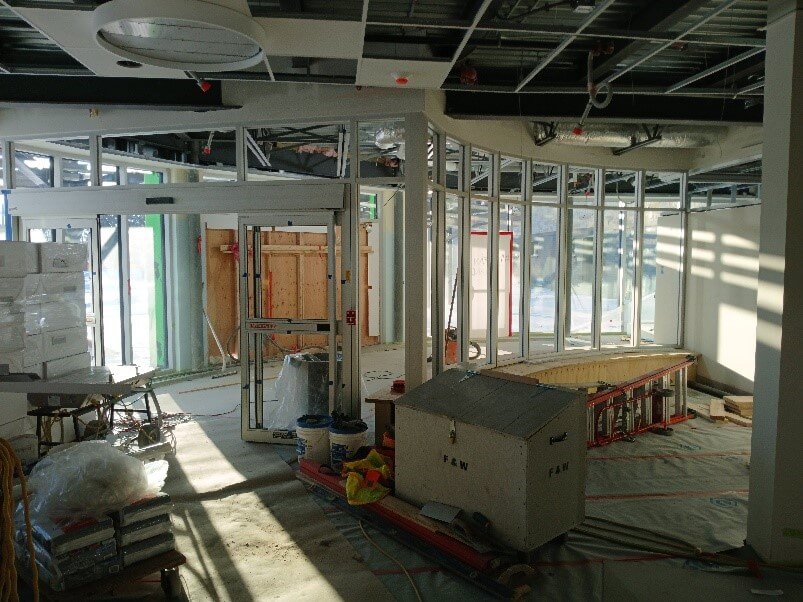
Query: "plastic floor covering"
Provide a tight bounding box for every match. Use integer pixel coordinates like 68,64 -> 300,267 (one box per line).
278,388 -> 803,601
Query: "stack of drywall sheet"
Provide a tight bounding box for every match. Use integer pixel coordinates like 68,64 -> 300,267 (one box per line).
0,241 -> 90,378
111,493 -> 176,567
14,515 -> 119,592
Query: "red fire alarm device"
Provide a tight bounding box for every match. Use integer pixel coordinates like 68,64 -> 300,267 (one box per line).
346,309 -> 356,325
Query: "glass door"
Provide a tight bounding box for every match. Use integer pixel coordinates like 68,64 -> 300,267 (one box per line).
22,218 -> 101,364
126,215 -> 168,368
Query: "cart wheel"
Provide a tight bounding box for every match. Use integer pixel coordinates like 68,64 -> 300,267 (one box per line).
161,568 -> 182,599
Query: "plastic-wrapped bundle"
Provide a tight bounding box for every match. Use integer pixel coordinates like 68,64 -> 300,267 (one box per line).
19,441 -> 168,521
267,352 -> 342,431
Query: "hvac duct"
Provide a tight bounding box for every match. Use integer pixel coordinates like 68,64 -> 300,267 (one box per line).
544,124 -> 726,148
375,127 -> 405,150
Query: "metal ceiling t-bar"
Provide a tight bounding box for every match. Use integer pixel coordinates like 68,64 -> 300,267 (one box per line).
514,0 -> 616,93
735,79 -> 765,96
666,47 -> 765,93
365,18 -> 765,48
602,0 -> 742,86
448,0 -> 496,68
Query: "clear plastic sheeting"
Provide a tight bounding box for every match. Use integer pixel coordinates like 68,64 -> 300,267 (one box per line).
0,273 -> 84,307
267,352 -> 340,431
20,440 -> 168,520
24,298 -> 86,334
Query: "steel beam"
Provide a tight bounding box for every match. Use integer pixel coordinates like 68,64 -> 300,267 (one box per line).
442,83 -> 763,98
601,0 -> 742,86
735,79 -> 765,96
0,75 -> 230,110
590,0 -> 713,82
444,91 -> 763,124
514,0 -> 615,92
447,0 -> 496,69
365,18 -> 766,48
666,47 -> 765,93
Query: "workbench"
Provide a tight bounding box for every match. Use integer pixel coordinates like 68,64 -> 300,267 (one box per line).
0,365 -> 159,456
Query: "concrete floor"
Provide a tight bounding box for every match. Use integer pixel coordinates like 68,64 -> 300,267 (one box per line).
146,351 -> 801,601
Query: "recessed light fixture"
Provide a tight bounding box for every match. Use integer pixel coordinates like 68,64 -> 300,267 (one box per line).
93,0 -> 267,72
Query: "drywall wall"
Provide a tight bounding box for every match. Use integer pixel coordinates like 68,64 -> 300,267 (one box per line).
685,204 -> 760,392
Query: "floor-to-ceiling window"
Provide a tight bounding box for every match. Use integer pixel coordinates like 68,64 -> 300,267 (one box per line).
643,172 -> 685,346
601,171 -> 638,347
530,163 -> 561,354
499,157 -> 524,360
566,168 -> 598,350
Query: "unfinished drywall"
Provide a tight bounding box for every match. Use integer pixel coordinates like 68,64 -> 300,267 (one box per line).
685,205 -> 760,392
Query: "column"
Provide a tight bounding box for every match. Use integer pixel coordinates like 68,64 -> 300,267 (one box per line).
404,113 -> 430,387
747,0 -> 803,564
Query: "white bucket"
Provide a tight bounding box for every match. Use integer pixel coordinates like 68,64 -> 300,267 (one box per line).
329,424 -> 367,471
296,415 -> 333,464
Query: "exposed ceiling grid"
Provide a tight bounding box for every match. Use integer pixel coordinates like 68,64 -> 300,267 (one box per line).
0,0 -> 767,123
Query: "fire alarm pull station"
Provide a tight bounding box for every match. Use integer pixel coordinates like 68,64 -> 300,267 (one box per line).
346,309 -> 356,325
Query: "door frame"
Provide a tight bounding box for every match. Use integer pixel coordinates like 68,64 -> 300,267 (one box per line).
238,211 -> 343,444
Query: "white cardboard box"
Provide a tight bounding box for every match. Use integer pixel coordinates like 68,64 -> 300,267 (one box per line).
40,272 -> 84,300
0,275 -> 42,305
0,312 -> 25,352
24,363 -> 45,379
37,243 -> 87,273
42,327 -> 88,362
0,353 -> 23,373
394,368 -> 586,553
25,299 -> 86,335
44,352 -> 90,379
0,242 -> 38,277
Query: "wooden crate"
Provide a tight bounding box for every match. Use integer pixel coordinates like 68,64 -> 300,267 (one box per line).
394,368 -> 585,553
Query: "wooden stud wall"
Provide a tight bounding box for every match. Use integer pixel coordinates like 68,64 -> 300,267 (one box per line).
205,226 -> 378,361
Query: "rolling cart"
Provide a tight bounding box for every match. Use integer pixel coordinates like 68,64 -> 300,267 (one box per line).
18,550 -> 187,600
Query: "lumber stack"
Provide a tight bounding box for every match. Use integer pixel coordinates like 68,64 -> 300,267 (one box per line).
723,395 -> 753,418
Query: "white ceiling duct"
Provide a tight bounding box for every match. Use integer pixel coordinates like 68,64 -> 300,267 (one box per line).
93,0 -> 268,72
545,124 -> 727,148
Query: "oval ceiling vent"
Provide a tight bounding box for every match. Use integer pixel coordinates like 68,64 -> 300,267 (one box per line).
93,0 -> 267,72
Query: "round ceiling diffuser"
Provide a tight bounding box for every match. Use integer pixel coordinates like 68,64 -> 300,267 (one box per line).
93,0 -> 267,72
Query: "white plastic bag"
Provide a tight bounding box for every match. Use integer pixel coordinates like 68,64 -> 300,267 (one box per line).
23,440 -> 168,519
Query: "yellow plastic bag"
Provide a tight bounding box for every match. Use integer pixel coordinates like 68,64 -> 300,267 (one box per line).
342,449 -> 392,505
345,471 -> 390,505
341,449 -> 392,480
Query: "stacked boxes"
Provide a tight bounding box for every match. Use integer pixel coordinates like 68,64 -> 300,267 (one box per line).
0,241 -> 90,379
110,493 -> 176,567
15,494 -> 175,591
14,516 -> 120,592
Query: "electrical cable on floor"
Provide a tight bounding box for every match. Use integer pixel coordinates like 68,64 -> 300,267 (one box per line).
0,439 -> 38,602
358,520 -> 423,602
